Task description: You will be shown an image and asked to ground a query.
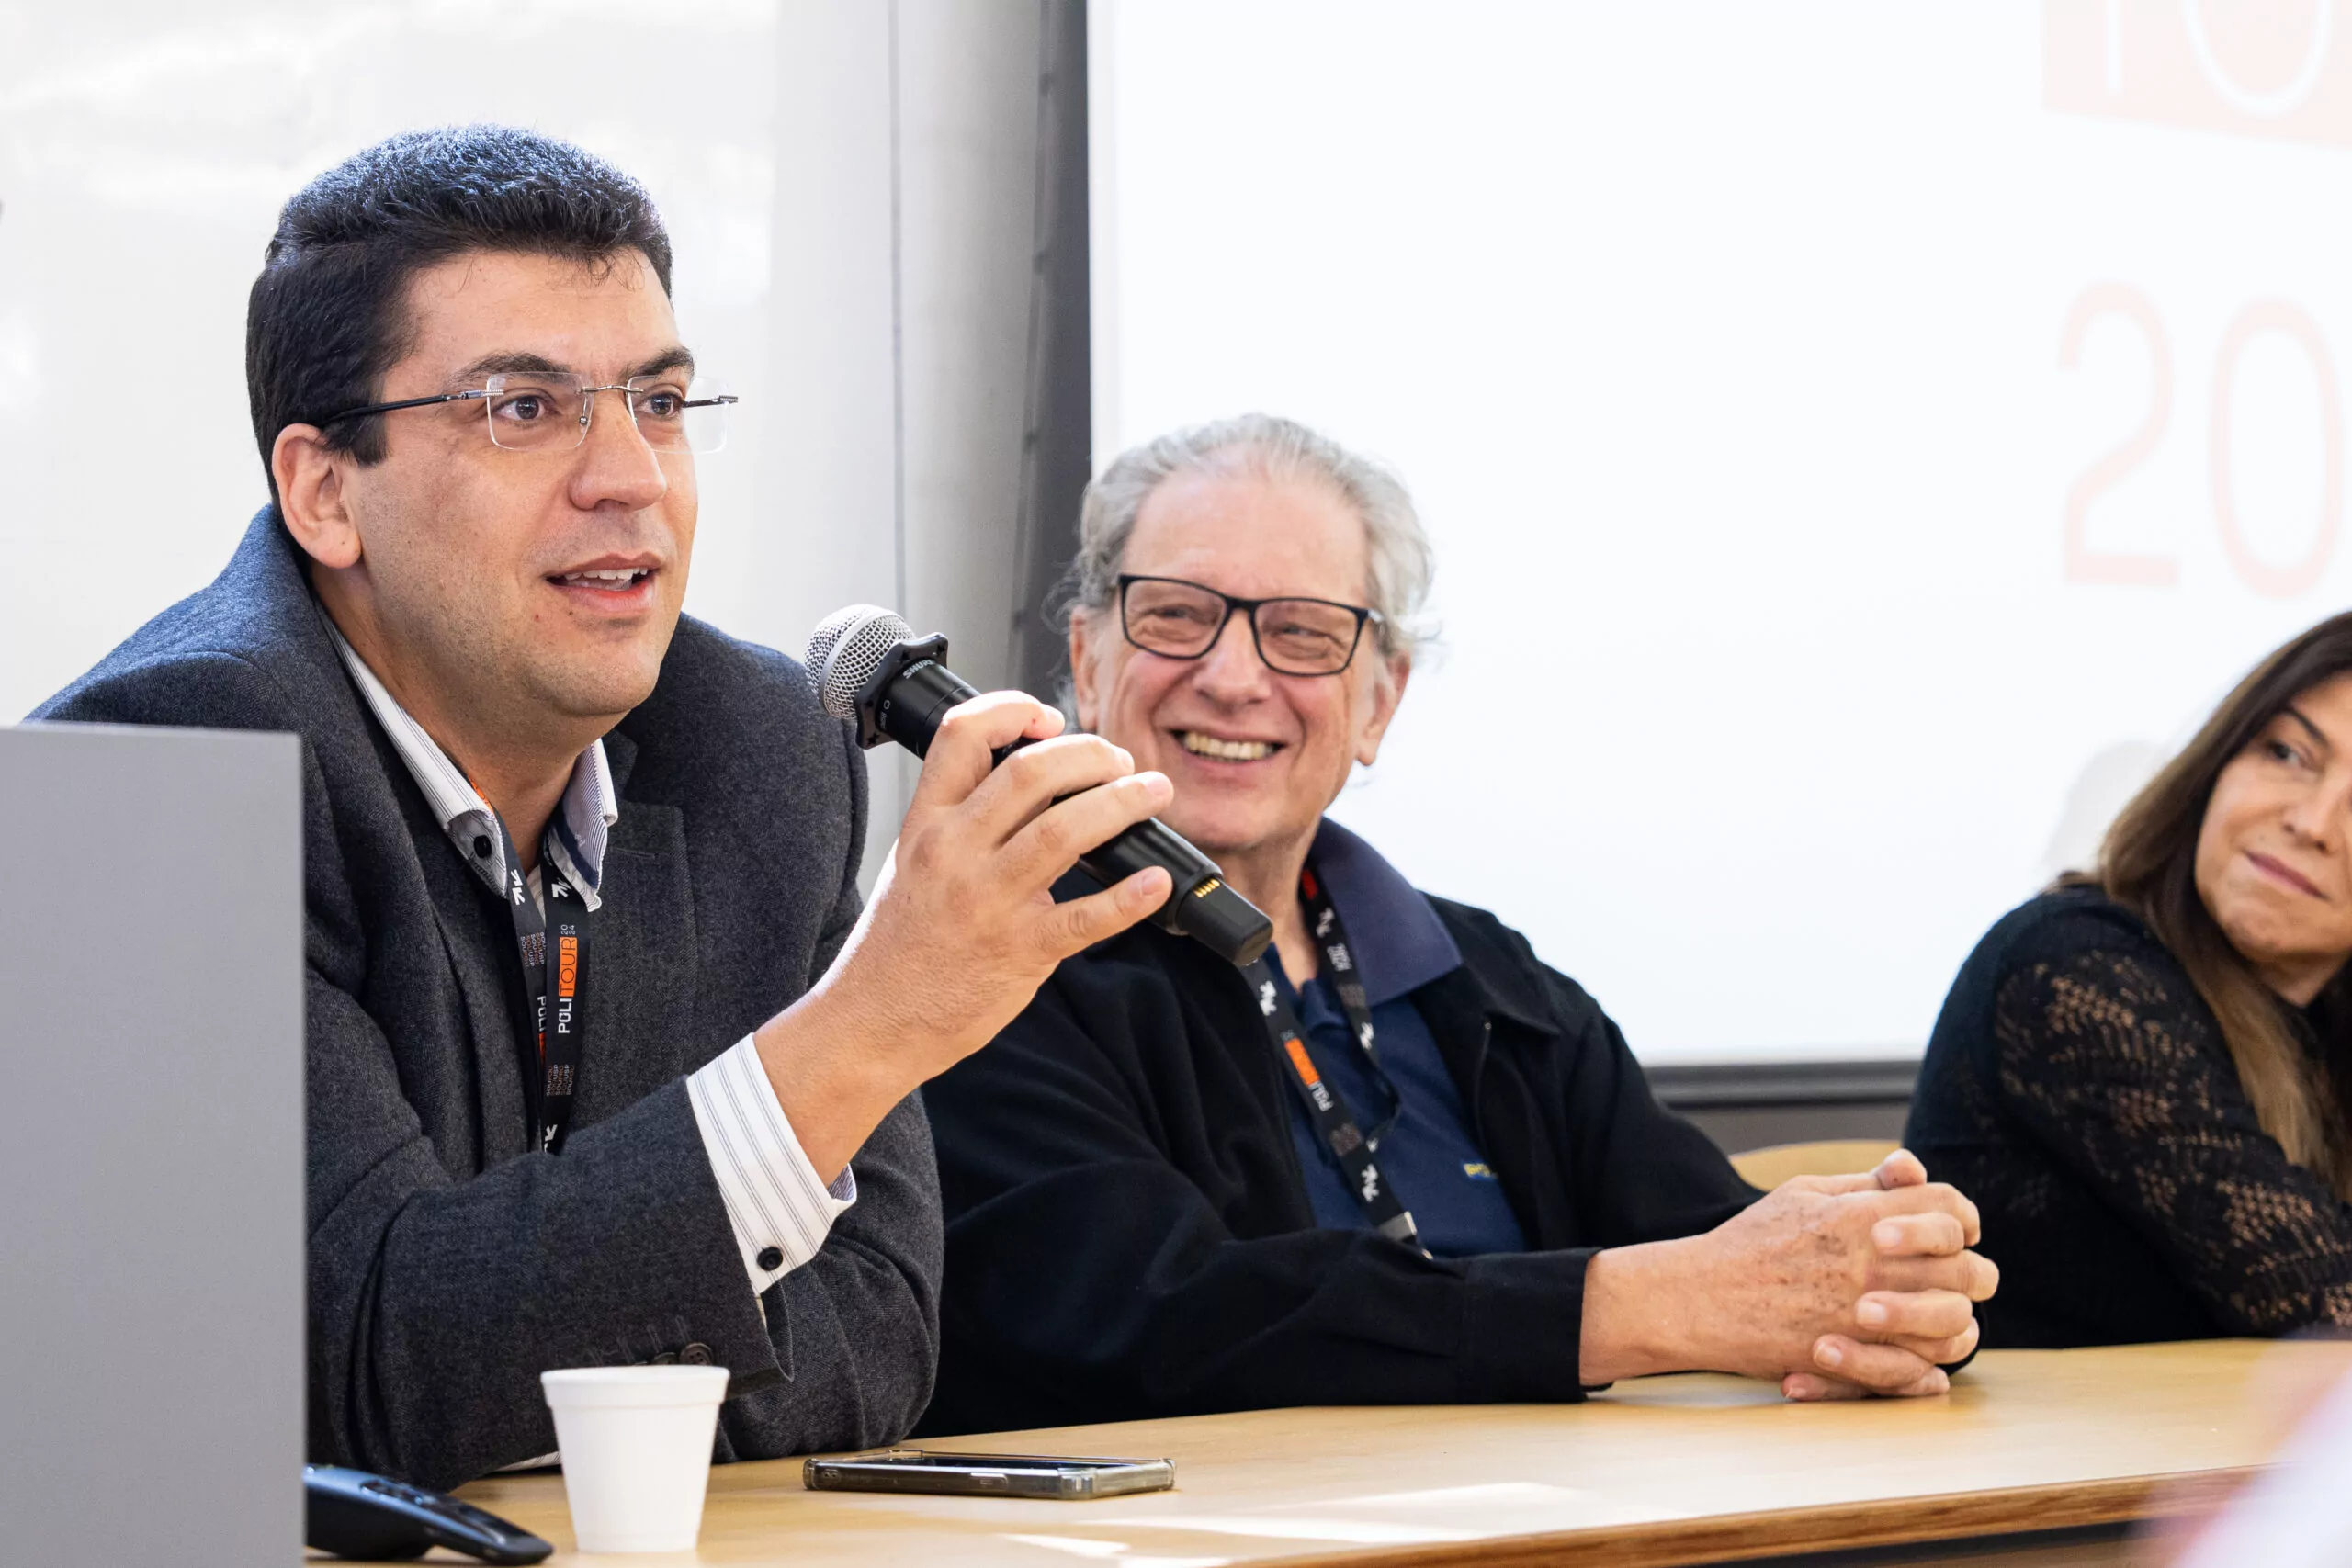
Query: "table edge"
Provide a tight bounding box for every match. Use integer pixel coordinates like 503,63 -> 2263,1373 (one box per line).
1218,1466 -> 2258,1568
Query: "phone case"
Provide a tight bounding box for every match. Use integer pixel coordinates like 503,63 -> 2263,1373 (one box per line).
803,1449 -> 1177,1500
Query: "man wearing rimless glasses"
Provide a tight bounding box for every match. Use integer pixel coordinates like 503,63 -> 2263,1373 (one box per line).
35,127 -> 1180,1488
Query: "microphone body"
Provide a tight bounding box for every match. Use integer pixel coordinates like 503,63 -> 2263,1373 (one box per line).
808,611 -> 1274,967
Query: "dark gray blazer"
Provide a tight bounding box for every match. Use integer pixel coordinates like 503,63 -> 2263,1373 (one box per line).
34,510 -> 941,1489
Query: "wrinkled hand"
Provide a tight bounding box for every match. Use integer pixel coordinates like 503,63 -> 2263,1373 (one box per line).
1579,1149 -> 1997,1400
1775,1150 -> 1998,1400
757,693 -> 1173,1176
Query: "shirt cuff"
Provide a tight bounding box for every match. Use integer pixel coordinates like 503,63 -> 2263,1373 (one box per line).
686,1034 -> 857,1296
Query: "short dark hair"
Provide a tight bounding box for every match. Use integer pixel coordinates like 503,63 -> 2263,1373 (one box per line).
245,125 -> 673,500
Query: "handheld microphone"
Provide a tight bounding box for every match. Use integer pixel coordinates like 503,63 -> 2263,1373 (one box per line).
807,605 -> 1274,967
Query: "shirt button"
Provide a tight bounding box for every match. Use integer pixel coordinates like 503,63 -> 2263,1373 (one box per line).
679,1342 -> 713,1366
650,1350 -> 679,1365
472,834 -> 492,858
755,1246 -> 784,1272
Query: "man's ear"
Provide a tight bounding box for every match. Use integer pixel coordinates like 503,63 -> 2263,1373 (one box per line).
1068,610 -> 1102,731
1354,653 -> 1412,766
272,424 -> 364,570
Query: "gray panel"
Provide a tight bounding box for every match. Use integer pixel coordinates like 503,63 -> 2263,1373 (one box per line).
1680,1101 -> 1915,1160
1009,0 -> 1093,706
1646,1059 -> 1920,1160
0,724 -> 302,1565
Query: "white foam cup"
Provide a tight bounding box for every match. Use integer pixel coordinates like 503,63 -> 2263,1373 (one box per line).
541,1365 -> 729,1553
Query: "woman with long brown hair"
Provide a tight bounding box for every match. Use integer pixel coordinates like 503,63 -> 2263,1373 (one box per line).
1908,612 -> 2352,1346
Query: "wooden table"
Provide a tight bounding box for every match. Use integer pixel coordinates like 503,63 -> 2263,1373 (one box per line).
424,1341 -> 2348,1567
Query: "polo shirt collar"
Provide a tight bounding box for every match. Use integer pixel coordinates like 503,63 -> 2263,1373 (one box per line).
1306,817 -> 1462,1005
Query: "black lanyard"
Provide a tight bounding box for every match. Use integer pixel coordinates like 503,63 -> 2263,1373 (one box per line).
1242,863 -> 1422,1253
488,812 -> 591,1154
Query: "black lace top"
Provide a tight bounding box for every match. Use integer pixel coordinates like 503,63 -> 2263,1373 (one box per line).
1905,887 -> 2352,1347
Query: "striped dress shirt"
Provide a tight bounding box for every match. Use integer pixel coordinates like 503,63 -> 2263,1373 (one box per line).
327,621 -> 854,1298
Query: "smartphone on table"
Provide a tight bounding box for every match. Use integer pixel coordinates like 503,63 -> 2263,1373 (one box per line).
804,1448 -> 1176,1500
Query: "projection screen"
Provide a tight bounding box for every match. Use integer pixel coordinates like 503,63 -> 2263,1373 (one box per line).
1091,0 -> 2352,1060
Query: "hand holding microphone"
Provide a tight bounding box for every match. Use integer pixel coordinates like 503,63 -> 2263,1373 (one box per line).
807,606 -> 1272,966
752,607 -> 1268,1180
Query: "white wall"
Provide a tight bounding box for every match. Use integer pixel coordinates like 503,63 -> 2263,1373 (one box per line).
0,0 -> 1050,881
1094,0 -> 2352,1061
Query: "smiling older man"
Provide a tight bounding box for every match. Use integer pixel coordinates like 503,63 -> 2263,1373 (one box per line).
919,413 -> 1997,1433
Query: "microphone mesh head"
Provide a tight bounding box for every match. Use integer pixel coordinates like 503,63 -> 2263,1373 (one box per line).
806,604 -> 916,719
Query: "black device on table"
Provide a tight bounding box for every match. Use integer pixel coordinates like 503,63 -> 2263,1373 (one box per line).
305,1465 -> 552,1562
805,1447 -> 1178,1500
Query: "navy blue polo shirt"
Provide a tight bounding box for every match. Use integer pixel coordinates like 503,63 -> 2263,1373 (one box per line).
1270,819 -> 1529,1259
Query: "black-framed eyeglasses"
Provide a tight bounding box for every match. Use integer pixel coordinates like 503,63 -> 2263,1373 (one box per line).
316,371 -> 738,455
1116,574 -> 1383,677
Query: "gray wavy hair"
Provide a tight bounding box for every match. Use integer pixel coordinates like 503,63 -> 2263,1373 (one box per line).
1057,412 -> 1437,665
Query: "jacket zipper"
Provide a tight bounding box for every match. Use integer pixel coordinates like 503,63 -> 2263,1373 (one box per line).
1467,1017 -> 1494,1147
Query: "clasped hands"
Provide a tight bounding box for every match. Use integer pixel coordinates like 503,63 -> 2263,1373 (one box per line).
1580,1150 -> 1998,1400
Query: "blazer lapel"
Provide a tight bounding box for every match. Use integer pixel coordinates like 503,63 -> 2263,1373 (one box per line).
576,797 -> 701,1122
346,707 -> 697,1154
407,795 -> 535,1168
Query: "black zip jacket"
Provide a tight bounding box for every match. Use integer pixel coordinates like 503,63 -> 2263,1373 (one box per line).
1906,887 -> 2352,1345
919,892 -> 1756,1434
